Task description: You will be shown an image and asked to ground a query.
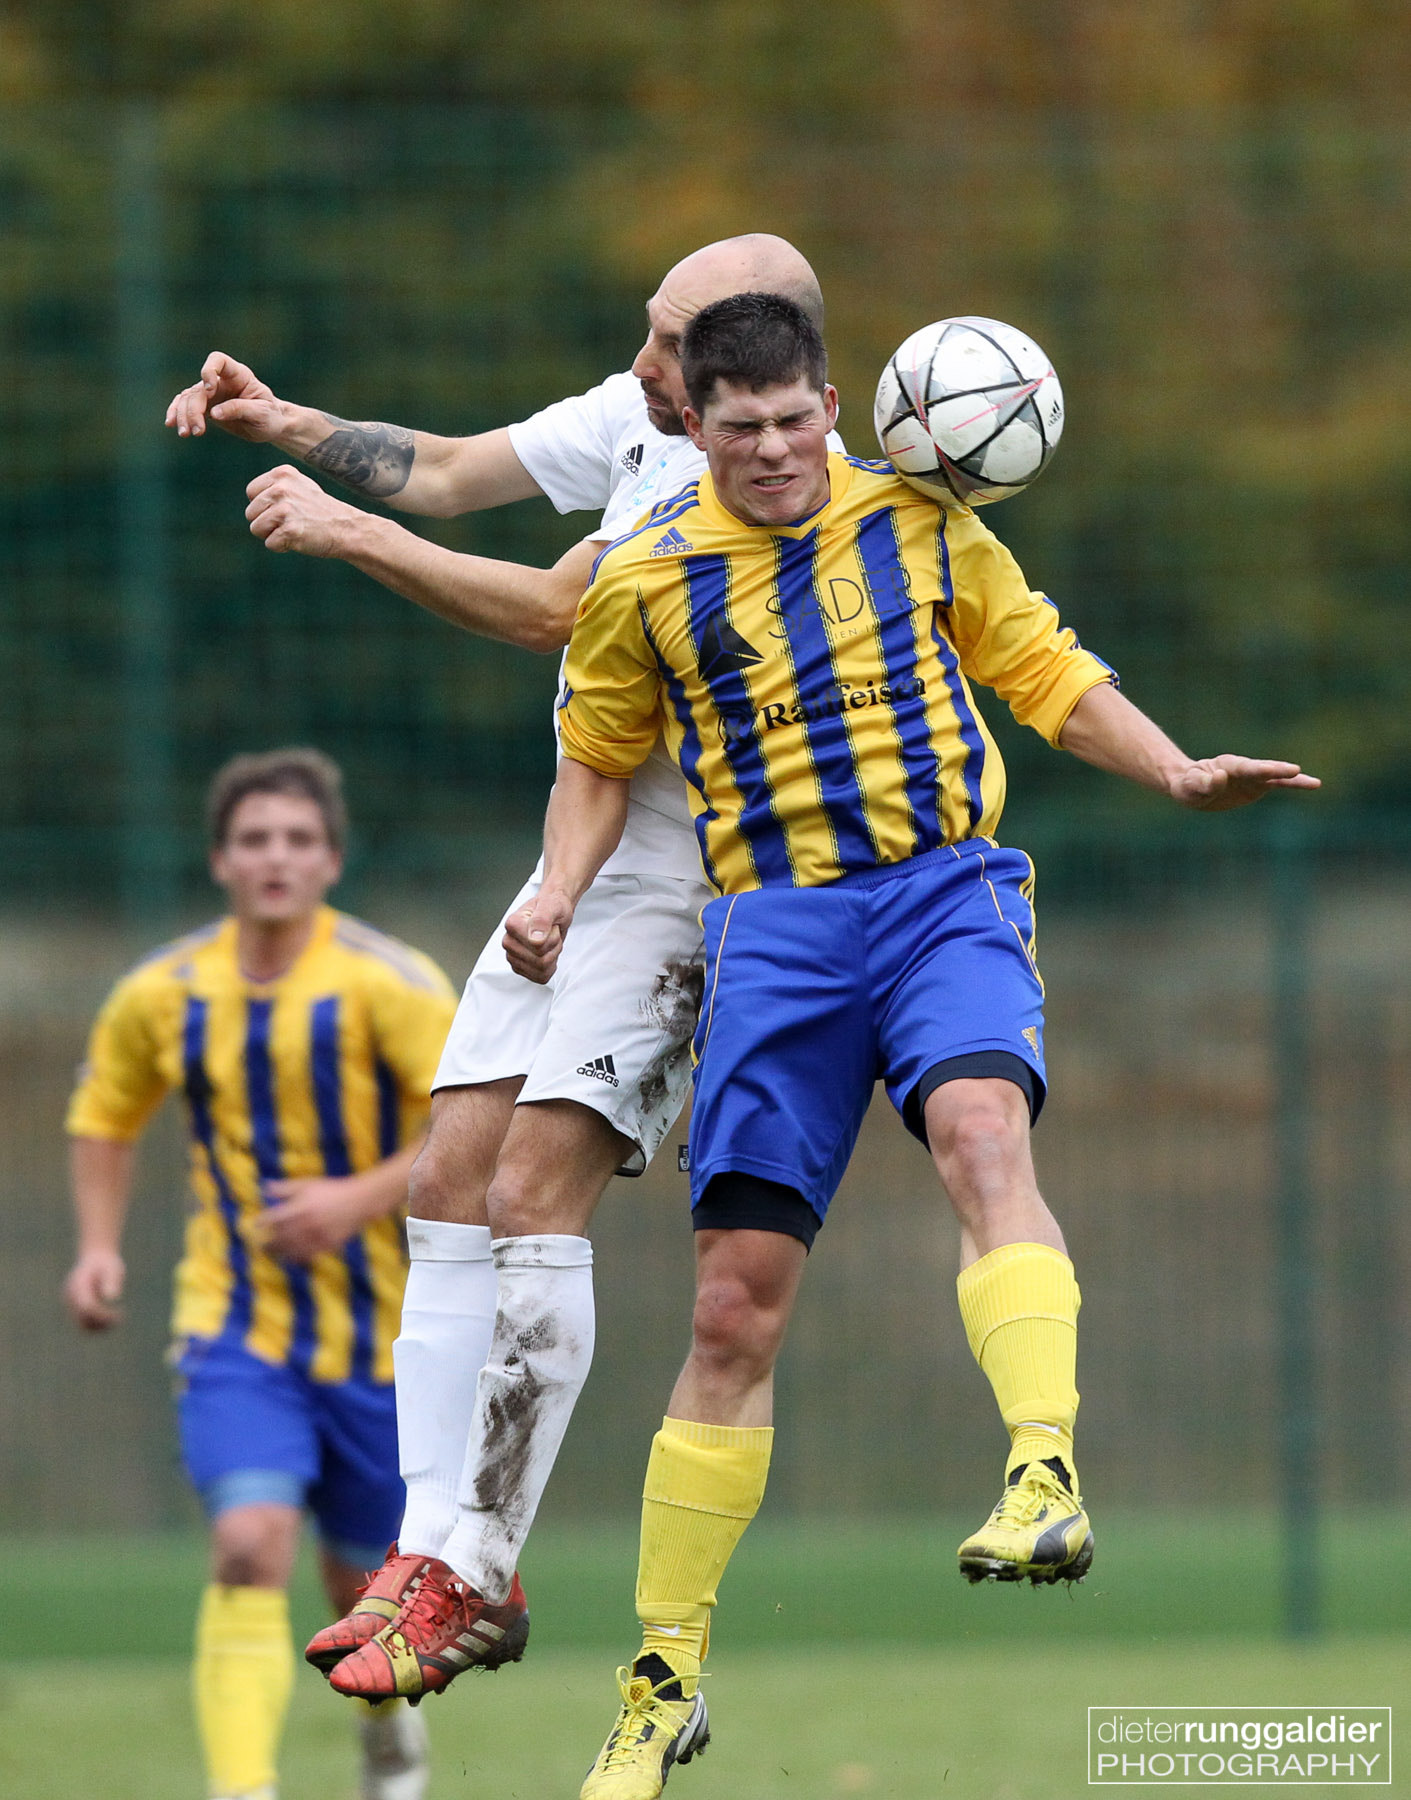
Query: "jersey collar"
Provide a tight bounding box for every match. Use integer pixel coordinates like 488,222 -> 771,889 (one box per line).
224,903 -> 338,988
695,452 -> 854,542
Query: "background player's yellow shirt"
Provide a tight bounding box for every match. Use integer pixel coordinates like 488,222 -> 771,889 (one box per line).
66,906 -> 456,1384
559,455 -> 1117,892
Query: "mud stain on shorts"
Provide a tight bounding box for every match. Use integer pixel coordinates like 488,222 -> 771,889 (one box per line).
636,958 -> 705,1116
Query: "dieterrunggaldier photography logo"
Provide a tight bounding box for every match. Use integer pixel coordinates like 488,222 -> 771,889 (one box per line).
1088,1708 -> 1392,1786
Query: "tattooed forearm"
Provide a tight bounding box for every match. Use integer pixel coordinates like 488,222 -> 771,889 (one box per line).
304,414 -> 416,497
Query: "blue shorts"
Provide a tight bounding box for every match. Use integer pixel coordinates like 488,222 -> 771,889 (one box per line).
688,839 -> 1046,1231
175,1337 -> 404,1569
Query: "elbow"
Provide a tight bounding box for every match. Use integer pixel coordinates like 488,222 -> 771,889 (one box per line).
520,603 -> 576,656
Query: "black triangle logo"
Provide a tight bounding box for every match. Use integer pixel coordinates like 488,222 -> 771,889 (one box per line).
697,612 -> 764,682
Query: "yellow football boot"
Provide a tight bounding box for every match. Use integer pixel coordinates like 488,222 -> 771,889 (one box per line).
958,1457 -> 1094,1584
580,1658 -> 710,1800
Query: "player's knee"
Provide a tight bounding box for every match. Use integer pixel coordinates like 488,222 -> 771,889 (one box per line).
690,1271 -> 787,1377
483,1163 -> 574,1237
927,1089 -> 1029,1188
407,1135 -> 486,1225
210,1507 -> 293,1587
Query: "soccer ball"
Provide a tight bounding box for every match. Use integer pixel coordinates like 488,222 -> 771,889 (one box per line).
874,316 -> 1064,506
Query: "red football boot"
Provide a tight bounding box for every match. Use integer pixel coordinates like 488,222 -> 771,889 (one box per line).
328,1559 -> 529,1703
304,1546 -> 435,1674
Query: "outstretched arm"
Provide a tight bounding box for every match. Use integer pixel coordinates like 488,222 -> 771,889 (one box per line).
244,464 -> 596,651
166,351 -> 542,517
1058,681 -> 1320,810
502,758 -> 631,984
64,1137 -> 136,1330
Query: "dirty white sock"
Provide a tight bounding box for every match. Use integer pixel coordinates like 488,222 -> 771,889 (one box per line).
392,1219 -> 496,1558
439,1235 -> 595,1598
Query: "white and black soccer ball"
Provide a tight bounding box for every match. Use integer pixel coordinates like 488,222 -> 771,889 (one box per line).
874,316 -> 1064,506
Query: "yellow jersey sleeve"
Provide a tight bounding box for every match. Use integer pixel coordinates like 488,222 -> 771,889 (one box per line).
65,967 -> 172,1142
943,513 -> 1117,746
558,562 -> 664,779
365,958 -> 458,1105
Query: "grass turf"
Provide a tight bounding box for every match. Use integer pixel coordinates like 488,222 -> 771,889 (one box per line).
12,1512 -> 1411,1658
0,1639 -> 1405,1799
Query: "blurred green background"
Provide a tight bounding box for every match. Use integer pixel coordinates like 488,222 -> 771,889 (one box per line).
0,9 -> 1409,1792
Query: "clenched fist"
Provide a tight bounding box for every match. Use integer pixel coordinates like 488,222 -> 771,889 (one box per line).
245,465 -> 361,557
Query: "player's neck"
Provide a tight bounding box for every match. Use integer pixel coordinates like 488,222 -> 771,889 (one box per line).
234,910 -> 321,984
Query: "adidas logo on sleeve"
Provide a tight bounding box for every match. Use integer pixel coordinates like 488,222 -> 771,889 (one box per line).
577,1053 -> 620,1087
650,526 -> 693,557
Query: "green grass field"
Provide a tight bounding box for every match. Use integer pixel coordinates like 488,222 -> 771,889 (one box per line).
4,1520 -> 1406,1798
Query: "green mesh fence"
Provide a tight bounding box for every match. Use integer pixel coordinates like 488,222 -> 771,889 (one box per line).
1,93 -> 1408,1637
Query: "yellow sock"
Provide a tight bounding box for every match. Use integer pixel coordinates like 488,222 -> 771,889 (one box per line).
193,1584 -> 294,1798
635,1417 -> 773,1693
957,1243 -> 1081,1483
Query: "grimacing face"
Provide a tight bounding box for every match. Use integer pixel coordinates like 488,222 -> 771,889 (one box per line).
684,376 -> 839,527
210,790 -> 342,927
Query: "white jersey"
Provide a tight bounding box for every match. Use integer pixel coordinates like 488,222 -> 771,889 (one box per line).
509,372 -> 709,881
509,371 -> 845,882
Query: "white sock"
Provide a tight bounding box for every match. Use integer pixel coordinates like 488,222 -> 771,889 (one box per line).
392,1219 -> 496,1559
440,1234 -> 595,1599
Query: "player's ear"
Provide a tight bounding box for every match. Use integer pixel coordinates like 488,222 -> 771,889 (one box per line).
683,404 -> 707,450
822,384 -> 840,431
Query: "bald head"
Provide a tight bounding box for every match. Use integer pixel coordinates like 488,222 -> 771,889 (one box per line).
657,234 -> 824,330
633,234 -> 825,435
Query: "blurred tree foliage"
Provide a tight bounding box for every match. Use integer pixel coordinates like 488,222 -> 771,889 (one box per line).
1,2 -> 1408,897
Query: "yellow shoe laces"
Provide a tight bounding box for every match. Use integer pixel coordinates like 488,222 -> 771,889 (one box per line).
989,1463 -> 1080,1528
599,1666 -> 706,1770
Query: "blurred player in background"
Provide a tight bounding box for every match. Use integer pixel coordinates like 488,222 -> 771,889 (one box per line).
163,239 -> 843,1704
63,749 -> 457,1800
504,294 -> 1320,1798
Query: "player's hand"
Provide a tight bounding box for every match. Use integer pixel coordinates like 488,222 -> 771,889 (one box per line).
64,1250 -> 126,1331
245,465 -> 359,557
502,888 -> 575,984
1169,756 -> 1321,812
165,351 -> 291,442
259,1178 -> 369,1263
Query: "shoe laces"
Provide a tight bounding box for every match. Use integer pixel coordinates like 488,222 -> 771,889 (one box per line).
395,1567 -> 467,1639
599,1666 -> 702,1768
990,1462 -> 1078,1527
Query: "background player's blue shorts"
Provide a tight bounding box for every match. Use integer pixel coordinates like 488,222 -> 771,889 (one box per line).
688,838 -> 1046,1230
175,1336 -> 404,1569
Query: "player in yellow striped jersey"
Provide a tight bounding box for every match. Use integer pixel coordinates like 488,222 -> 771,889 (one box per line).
506,294 -> 1319,1799
64,749 -> 457,1800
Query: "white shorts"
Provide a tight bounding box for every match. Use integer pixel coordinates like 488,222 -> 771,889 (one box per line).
434,869 -> 711,1174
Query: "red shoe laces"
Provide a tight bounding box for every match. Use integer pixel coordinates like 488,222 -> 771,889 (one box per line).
398,1569 -> 467,1639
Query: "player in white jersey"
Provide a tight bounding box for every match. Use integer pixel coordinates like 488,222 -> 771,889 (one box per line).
164,237 -> 834,1701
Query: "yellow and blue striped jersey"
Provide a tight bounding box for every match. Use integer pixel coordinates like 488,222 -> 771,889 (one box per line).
66,906 -> 457,1384
560,454 -> 1116,892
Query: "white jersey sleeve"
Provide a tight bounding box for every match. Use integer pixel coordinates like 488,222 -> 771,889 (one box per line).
507,372 -> 647,516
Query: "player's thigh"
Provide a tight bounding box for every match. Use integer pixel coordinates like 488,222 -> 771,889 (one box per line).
873,844 -> 1047,1146
176,1339 -> 320,1566
486,1097 -> 632,1238
516,872 -> 710,1178
688,887 -> 876,1226
408,1077 -> 524,1225
306,1374 -> 405,1575
431,871 -> 553,1095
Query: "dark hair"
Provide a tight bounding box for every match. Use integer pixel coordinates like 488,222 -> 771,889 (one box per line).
681,291 -> 828,415
207,747 -> 348,850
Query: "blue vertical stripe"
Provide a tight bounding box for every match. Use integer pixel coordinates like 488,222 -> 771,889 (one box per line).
245,998 -> 318,1374
310,997 -> 375,1383
932,516 -> 987,829
683,554 -> 794,887
375,1060 -> 400,1161
772,532 -> 878,874
641,601 -> 721,891
855,509 -> 944,853
182,996 -> 252,1343
853,514 -> 943,856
